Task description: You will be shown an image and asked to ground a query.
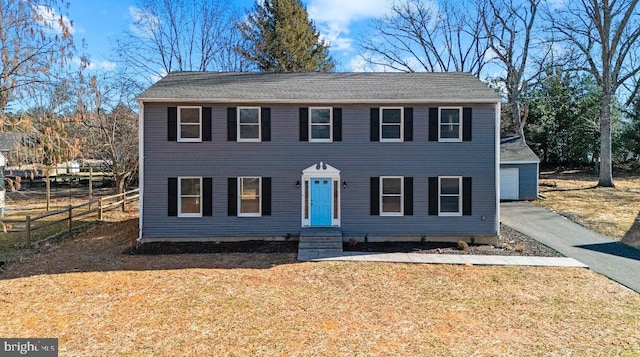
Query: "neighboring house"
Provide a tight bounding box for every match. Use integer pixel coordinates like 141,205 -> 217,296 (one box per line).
0,132 -> 38,165
500,136 -> 540,201
136,72 -> 502,244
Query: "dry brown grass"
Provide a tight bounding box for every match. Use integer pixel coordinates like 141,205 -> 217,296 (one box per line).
1,218 -> 639,356
537,171 -> 640,244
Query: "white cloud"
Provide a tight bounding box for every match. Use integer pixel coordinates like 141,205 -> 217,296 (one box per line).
307,0 -> 391,52
91,60 -> 118,71
545,0 -> 567,10
128,6 -> 160,39
34,5 -> 75,35
72,57 -> 117,71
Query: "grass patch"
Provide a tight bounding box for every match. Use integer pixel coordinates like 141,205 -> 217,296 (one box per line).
537,171 -> 640,240
1,218 -> 639,355
1,261 -> 639,355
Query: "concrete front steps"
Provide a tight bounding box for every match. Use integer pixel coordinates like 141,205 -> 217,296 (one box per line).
298,228 -> 343,261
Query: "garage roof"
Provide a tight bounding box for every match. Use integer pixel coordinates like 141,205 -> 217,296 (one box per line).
500,137 -> 540,163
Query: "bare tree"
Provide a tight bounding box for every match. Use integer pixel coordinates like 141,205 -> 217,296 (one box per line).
481,0 -> 544,142
358,0 -> 490,75
78,74 -> 139,193
113,0 -> 248,85
0,0 -> 79,123
550,0 -> 640,187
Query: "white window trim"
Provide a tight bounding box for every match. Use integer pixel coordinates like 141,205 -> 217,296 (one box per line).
438,176 -> 462,216
178,106 -> 202,142
178,176 -> 202,218
438,107 -> 463,143
238,176 -> 262,217
237,107 -> 261,142
380,107 -> 404,142
309,107 -> 333,143
380,176 -> 404,216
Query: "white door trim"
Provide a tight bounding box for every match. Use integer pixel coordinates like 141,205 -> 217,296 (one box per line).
301,162 -> 341,227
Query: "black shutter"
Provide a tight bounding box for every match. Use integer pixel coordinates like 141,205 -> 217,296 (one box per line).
463,107 -> 472,141
404,177 -> 413,215
203,177 -> 212,216
428,177 -> 438,215
370,108 -> 380,142
262,177 -> 272,216
370,177 -> 379,215
227,177 -> 237,216
404,108 -> 413,141
428,107 -> 438,141
261,107 -> 271,141
168,107 -> 177,141
202,107 -> 212,141
168,177 -> 178,216
227,107 -> 237,141
333,107 -> 342,141
299,107 -> 309,141
463,177 -> 472,216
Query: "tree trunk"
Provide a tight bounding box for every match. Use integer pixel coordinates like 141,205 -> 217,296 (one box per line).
598,91 -> 614,187
512,101 -> 526,141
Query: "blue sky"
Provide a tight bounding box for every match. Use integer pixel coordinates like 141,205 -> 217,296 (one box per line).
65,0 -> 392,73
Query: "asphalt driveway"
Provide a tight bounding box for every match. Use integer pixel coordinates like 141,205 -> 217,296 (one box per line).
501,201 -> 640,293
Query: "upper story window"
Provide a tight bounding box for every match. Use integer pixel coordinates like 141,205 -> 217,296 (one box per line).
439,176 -> 462,216
309,107 -> 332,142
380,176 -> 403,216
178,107 -> 202,142
238,107 -> 261,142
439,107 -> 462,142
179,177 -> 202,217
380,107 -> 403,142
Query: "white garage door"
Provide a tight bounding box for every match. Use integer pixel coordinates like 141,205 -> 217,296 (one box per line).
500,168 -> 519,200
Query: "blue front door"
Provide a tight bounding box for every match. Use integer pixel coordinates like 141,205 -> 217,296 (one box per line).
310,178 -> 332,226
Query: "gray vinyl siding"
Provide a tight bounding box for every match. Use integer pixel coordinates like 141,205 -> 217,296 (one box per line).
141,102 -> 498,240
500,163 -> 539,200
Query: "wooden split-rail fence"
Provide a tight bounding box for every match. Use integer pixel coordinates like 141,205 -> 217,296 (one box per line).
1,188 -> 139,246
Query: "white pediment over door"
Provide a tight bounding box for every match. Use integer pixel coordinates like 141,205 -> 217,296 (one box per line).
302,162 -> 340,177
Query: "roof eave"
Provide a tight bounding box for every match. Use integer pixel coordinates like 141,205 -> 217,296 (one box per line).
136,97 -> 502,104
500,160 -> 540,164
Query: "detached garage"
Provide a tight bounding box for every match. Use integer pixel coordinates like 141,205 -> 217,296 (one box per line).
500,137 -> 540,201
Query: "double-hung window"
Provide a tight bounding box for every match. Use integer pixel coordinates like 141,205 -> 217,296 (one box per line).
178,107 -> 202,142
238,107 -> 261,141
380,107 -> 403,142
439,176 -> 462,216
439,107 -> 462,142
239,177 -> 261,217
309,107 -> 332,142
179,177 -> 202,217
380,176 -> 403,216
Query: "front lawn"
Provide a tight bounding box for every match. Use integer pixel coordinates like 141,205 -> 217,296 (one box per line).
1,220 -> 639,356
537,171 -> 640,247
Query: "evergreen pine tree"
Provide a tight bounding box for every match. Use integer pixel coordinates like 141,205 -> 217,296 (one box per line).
238,0 -> 335,72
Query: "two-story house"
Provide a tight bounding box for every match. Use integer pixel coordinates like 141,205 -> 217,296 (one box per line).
136,72 -> 501,246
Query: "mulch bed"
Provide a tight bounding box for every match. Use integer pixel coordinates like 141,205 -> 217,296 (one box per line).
128,224 -> 562,257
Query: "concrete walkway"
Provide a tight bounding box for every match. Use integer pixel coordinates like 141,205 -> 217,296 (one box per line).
304,251 -> 587,267
501,201 -> 640,293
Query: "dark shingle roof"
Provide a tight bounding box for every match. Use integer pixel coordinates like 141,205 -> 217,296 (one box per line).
137,72 -> 501,104
500,137 -> 540,163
